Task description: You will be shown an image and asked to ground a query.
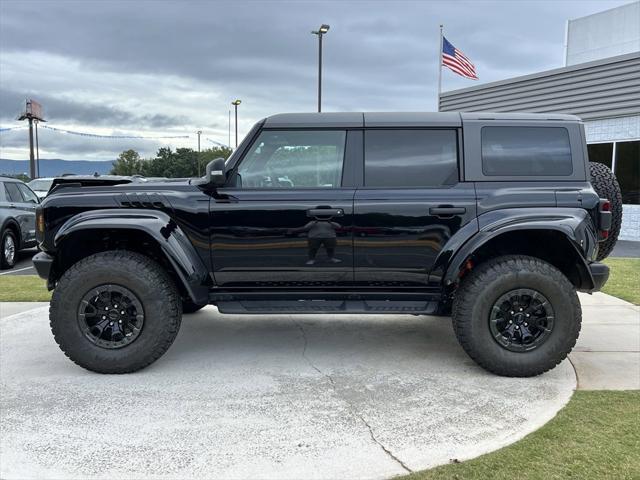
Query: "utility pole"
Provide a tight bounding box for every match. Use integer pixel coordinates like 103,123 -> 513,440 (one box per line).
196,130 -> 202,176
35,120 -> 40,178
18,99 -> 45,179
311,24 -> 330,112
231,100 -> 241,148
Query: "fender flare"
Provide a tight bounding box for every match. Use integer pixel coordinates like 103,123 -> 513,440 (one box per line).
439,208 -> 597,290
54,209 -> 210,304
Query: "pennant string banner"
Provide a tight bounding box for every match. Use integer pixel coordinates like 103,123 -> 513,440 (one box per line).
206,138 -> 230,148
40,124 -> 191,139
0,126 -> 27,133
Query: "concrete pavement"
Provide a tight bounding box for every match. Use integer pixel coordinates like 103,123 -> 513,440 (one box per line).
572,292 -> 640,390
1,305 -> 575,479
1,292 -> 637,479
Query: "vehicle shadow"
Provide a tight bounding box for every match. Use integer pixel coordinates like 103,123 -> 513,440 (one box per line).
162,307 -> 473,372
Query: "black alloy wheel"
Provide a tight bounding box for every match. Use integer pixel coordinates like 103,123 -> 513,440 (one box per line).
489,288 -> 555,352
78,284 -> 144,349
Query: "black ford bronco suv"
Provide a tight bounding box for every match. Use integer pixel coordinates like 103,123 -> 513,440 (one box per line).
33,112 -> 622,377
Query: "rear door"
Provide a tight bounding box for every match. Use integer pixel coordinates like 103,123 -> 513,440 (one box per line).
210,129 -> 360,289
353,128 -> 476,288
3,181 -> 37,245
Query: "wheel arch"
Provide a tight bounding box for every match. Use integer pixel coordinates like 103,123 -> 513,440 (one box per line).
51,209 -> 210,304
442,209 -> 598,293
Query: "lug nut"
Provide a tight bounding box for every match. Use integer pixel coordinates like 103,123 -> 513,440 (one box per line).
114,305 -> 118,308
515,325 -> 519,329
524,322 -> 528,326
519,308 -> 523,311
526,313 -> 530,317
121,311 -> 125,314
509,320 -> 513,324
510,311 -> 514,315
118,320 -> 122,324
102,316 -> 106,320
109,322 -> 114,326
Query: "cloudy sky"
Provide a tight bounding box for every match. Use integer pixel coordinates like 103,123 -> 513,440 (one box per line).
0,0 -> 630,161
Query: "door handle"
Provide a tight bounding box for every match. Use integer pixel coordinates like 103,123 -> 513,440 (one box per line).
429,206 -> 466,217
307,208 -> 344,217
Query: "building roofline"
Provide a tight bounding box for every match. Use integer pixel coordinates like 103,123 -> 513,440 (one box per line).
441,51 -> 640,98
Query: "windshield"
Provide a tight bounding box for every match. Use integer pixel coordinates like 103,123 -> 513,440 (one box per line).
28,179 -> 54,191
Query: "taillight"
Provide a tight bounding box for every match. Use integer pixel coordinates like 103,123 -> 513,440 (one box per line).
597,199 -> 612,242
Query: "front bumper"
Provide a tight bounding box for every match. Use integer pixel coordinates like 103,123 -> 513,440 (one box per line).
32,251 -> 54,281
589,262 -> 609,291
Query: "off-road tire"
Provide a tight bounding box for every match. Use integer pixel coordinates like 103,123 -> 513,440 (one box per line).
452,255 -> 581,377
50,251 -> 182,373
0,229 -> 17,269
589,161 -> 622,261
182,300 -> 206,314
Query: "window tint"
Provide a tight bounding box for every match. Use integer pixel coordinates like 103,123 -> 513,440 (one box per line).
4,182 -> 23,203
237,130 -> 346,188
17,183 -> 38,203
482,127 -> 572,176
364,130 -> 458,187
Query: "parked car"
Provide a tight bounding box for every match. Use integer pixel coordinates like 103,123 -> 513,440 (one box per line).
33,112 -> 621,377
27,177 -> 55,200
1,176 -> 39,269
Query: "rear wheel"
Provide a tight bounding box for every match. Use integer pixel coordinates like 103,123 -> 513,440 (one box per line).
589,161 -> 622,260
1,229 -> 17,269
50,251 -> 182,373
452,255 -> 581,377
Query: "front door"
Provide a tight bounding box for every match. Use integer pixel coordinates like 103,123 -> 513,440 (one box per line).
210,129 -> 358,289
353,128 -> 477,288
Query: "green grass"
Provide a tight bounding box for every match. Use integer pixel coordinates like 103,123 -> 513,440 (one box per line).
602,258 -> 640,305
402,391 -> 640,480
0,258 -> 638,304
0,275 -> 51,302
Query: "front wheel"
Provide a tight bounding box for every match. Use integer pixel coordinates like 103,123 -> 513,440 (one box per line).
452,255 -> 581,377
50,251 -> 182,373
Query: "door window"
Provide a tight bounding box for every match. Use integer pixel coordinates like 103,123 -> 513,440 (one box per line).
364,130 -> 458,187
237,130 -> 346,188
4,182 -> 23,203
17,184 -> 39,204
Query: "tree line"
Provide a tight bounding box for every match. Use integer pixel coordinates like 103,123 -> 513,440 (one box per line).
110,146 -> 232,178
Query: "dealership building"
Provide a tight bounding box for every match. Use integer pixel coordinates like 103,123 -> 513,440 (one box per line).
440,1 -> 640,241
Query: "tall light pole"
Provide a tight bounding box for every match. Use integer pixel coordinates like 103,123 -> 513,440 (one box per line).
196,130 -> 202,176
311,24 -> 330,112
231,99 -> 241,148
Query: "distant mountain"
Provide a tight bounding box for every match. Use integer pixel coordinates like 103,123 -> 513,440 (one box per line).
0,159 -> 113,178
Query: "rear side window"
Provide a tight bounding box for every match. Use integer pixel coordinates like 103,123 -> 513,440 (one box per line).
4,182 -> 23,203
481,126 -> 572,176
364,130 -> 458,187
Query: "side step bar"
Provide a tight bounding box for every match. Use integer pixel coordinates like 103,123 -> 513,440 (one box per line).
216,299 -> 439,315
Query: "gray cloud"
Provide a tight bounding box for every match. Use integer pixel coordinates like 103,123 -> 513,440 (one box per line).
0,0 -> 630,160
0,88 -> 187,128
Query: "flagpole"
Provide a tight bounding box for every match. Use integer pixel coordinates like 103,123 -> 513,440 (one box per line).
437,24 -> 443,112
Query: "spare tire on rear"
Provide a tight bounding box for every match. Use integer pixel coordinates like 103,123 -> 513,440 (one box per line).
589,162 -> 622,261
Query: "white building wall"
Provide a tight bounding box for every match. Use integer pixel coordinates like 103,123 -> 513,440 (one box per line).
566,1 -> 640,66
584,115 -> 640,143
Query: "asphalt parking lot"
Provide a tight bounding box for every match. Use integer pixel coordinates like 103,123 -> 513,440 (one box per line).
0,306 -> 576,479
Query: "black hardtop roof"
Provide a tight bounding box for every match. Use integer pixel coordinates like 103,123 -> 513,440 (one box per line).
263,112 -> 581,128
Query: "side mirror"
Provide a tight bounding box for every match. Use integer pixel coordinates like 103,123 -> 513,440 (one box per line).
205,158 -> 227,188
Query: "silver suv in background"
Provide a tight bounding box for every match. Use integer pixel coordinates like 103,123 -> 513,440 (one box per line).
0,177 -> 39,269
27,178 -> 55,200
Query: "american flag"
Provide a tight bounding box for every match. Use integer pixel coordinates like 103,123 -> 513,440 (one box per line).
442,36 -> 478,80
